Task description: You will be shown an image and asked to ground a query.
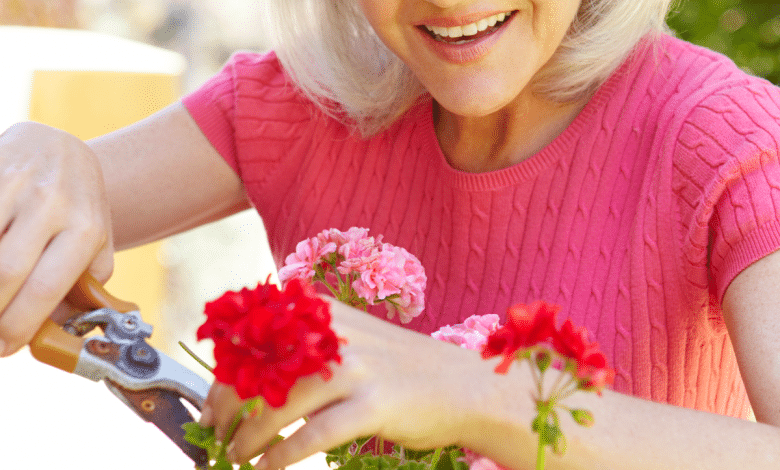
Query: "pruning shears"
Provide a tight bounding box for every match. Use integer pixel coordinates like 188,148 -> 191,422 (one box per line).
29,272 -> 210,469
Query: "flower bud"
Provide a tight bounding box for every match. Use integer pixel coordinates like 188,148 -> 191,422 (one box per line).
553,429 -> 567,455
536,350 -> 552,373
570,408 -> 595,427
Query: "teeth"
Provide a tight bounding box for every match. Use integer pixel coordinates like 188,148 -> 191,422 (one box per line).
425,12 -> 511,39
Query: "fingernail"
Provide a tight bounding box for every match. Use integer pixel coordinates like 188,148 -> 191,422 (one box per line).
199,405 -> 213,426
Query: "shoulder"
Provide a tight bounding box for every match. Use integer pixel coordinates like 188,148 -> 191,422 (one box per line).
625,35 -> 780,172
216,50 -> 314,116
645,38 -> 780,302
220,50 -> 296,92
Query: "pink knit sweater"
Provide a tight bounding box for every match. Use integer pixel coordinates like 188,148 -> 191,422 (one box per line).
183,34 -> 780,418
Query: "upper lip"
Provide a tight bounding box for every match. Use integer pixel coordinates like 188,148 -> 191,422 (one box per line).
414,10 -> 515,28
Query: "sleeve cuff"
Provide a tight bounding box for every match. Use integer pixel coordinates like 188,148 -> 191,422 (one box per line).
715,220 -> 780,304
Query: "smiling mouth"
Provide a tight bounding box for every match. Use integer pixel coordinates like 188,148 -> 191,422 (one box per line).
420,11 -> 517,45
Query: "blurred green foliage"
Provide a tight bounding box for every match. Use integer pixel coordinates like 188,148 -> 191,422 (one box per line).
667,0 -> 780,83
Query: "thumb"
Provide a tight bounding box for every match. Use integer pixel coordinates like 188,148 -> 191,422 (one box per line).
87,234 -> 115,285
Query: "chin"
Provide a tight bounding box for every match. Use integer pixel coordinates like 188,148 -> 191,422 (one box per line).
435,93 -> 516,118
428,74 -> 527,118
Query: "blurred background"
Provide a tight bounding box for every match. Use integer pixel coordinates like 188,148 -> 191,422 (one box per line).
0,0 -> 778,469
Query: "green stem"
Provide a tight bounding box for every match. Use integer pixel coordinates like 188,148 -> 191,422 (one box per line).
547,364 -> 568,397
219,400 -> 262,460
536,406 -> 548,470
532,364 -> 544,400
375,436 -> 385,456
554,387 -> 579,404
430,447 -> 443,468
319,279 -> 342,299
331,262 -> 346,294
178,341 -> 214,374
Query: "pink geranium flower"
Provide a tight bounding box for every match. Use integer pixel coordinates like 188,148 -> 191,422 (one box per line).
431,314 -> 501,351
278,234 -> 337,283
462,449 -> 511,470
340,243 -> 426,324
279,227 -> 426,324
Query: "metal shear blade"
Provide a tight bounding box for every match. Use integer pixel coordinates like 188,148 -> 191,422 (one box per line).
29,272 -> 210,469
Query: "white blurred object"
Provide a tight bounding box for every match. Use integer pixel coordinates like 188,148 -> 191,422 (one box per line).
0,26 -> 186,132
161,210 -> 278,365
0,350 -> 327,469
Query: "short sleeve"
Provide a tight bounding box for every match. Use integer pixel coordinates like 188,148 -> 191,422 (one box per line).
676,79 -> 780,303
181,51 -> 252,173
181,50 -> 318,184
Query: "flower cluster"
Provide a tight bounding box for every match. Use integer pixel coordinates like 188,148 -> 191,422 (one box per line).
278,227 -> 426,324
432,302 -> 614,470
481,301 -> 614,393
196,277 -> 342,407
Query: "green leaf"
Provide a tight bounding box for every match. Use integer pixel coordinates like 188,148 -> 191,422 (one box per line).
354,455 -> 400,470
538,422 -> 561,448
182,422 -> 217,451
532,414 -> 544,433
211,457 -> 233,470
238,464 -> 255,470
325,442 -> 352,466
397,461 -> 428,470
553,430 -> 567,456
402,448 -> 438,461
333,456 -> 367,470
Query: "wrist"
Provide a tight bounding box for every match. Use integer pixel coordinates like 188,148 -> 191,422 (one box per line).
455,352 -> 539,470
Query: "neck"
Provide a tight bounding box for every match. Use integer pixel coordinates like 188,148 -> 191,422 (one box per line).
434,92 -> 586,173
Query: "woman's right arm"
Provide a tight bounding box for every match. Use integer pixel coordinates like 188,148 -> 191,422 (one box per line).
0,102 -> 250,356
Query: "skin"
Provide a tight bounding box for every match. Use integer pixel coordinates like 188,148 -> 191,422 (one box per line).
0,106 -> 249,354
0,0 -> 779,469
359,0 -> 585,172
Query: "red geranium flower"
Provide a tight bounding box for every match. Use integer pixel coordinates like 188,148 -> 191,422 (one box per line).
197,278 -> 342,407
481,301 -> 559,374
553,319 -> 614,392
552,319 -> 589,360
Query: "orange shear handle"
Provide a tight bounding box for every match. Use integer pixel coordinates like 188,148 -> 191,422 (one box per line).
29,272 -> 138,373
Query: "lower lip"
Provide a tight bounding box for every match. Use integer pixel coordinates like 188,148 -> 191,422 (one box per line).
416,14 -> 516,64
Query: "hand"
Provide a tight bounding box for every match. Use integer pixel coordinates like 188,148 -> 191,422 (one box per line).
200,298 -> 509,469
0,122 -> 114,357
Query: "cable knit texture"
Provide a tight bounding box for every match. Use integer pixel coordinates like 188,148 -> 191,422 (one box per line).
183,34 -> 780,418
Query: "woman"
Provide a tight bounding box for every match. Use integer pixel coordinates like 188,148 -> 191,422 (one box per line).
1,0 -> 779,468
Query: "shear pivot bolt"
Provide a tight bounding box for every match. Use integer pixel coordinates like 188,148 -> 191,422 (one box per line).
94,341 -> 111,355
141,399 -> 155,413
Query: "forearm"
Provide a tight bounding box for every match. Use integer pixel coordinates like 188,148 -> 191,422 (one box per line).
465,360 -> 779,469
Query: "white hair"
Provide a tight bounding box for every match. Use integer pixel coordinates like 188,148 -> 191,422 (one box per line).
261,0 -> 676,136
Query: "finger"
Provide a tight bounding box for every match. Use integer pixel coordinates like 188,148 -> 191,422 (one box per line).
0,226 -> 103,355
0,165 -> 27,232
87,235 -> 114,284
0,199 -> 65,315
204,383 -> 245,442
256,399 -> 377,470
229,373 -> 350,464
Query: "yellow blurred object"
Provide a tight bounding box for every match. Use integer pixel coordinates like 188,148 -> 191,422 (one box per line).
28,70 -> 179,140
0,26 -> 186,350
0,0 -> 78,28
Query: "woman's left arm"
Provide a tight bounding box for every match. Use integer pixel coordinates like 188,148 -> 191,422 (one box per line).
204,251 -> 780,470
721,248 -> 780,427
